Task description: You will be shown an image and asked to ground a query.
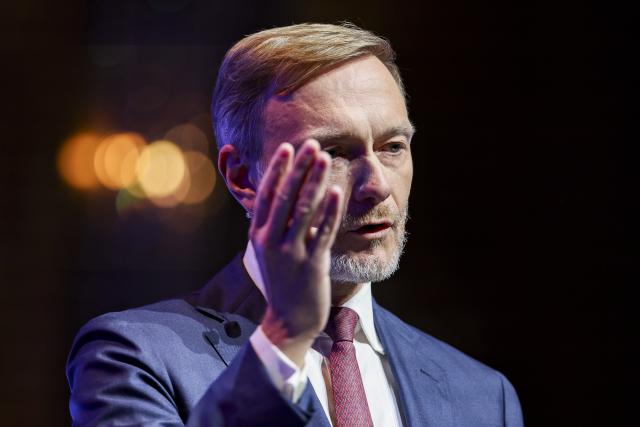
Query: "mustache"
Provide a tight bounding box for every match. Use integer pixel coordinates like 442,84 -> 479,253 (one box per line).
339,204 -> 406,231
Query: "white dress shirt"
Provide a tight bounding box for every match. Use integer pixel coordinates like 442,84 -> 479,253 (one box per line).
244,242 -> 403,426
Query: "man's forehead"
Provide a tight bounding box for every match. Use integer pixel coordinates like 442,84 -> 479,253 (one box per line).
292,56 -> 404,109
262,56 -> 409,151
305,55 -> 393,89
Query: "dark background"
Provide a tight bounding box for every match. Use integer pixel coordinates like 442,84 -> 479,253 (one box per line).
2,0 -> 635,425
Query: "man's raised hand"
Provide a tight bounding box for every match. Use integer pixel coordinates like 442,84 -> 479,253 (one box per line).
249,140 -> 343,367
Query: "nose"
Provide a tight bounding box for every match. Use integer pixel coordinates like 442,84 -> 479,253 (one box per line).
351,155 -> 391,206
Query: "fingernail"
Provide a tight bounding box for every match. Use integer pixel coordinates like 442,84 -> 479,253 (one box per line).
281,142 -> 293,154
305,138 -> 320,148
305,139 -> 319,152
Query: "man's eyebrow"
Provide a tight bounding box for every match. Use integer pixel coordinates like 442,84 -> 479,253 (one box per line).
380,123 -> 416,141
308,122 -> 416,145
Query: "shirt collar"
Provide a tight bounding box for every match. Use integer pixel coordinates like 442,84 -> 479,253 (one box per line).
243,241 -> 385,354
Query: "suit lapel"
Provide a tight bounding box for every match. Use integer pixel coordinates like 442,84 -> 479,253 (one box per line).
191,252 -> 267,325
185,253 -> 267,366
298,382 -> 332,427
373,301 -> 453,427
189,253 -> 331,427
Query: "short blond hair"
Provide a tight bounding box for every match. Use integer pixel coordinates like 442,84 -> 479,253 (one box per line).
211,22 -> 404,176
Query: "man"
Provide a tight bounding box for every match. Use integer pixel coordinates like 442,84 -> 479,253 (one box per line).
67,23 -> 523,426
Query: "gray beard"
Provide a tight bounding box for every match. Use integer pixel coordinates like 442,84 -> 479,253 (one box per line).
329,206 -> 409,284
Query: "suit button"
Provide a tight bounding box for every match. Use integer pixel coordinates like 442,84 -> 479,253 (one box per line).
223,320 -> 241,338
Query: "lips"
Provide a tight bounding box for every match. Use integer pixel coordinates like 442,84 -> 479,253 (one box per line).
349,221 -> 393,235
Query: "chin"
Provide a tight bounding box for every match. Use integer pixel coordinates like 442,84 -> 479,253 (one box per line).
329,212 -> 409,283
329,241 -> 402,284
332,237 -> 387,258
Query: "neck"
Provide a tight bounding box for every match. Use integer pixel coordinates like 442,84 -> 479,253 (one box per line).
330,281 -> 365,306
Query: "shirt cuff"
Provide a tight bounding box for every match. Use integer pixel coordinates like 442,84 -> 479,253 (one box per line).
249,325 -> 309,403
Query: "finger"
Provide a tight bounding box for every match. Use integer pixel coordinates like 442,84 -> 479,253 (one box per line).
285,151 -> 331,244
308,185 -> 343,255
266,140 -> 319,243
305,183 -> 331,242
250,143 -> 293,235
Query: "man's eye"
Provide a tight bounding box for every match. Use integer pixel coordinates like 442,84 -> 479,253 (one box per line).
323,147 -> 342,158
384,142 -> 405,153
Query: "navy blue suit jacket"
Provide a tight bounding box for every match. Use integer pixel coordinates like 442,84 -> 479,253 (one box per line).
67,253 -> 523,426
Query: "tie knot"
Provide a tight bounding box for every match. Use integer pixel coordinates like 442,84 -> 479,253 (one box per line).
325,307 -> 359,343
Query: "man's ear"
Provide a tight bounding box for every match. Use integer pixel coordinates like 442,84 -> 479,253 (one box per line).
218,144 -> 257,216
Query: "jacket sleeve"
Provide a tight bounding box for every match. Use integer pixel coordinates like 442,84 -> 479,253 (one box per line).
499,373 -> 524,427
66,316 -> 312,427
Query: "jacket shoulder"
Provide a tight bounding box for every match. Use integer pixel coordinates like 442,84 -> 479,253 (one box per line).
375,303 -> 523,425
67,299 -> 224,376
71,299 -> 205,343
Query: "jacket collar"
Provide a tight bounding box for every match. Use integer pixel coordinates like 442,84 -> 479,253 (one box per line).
190,253 -> 453,427
188,251 -> 267,325
373,300 -> 453,427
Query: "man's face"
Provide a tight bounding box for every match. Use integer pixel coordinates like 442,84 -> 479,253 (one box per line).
261,55 -> 414,284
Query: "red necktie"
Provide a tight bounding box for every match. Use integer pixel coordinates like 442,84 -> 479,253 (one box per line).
325,307 -> 374,427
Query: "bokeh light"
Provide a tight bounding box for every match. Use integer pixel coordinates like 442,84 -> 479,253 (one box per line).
148,164 -> 190,208
182,151 -> 216,204
58,128 -> 218,210
136,140 -> 186,199
164,123 -> 209,155
94,133 -> 146,190
57,132 -> 102,190
116,187 -> 145,214
124,181 -> 147,199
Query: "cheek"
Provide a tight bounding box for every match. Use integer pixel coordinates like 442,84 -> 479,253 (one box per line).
327,161 -> 350,195
400,156 -> 413,194
404,167 -> 413,198
390,161 -> 413,207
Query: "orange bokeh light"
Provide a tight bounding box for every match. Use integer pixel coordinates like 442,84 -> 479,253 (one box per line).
94,133 -> 146,190
57,132 -> 102,190
60,128 -> 217,212
182,151 -> 217,204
